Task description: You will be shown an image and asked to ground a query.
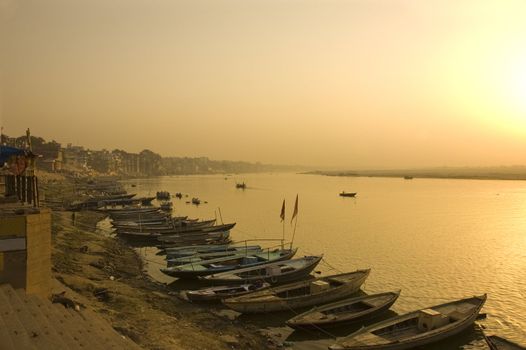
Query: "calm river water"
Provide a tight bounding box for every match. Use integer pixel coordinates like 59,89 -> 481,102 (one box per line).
118,173 -> 526,349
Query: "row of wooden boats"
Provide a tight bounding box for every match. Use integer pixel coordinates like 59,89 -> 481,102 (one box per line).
99,206 -> 235,246
170,244 -> 495,350
69,193 -> 156,210
94,191 -> 521,350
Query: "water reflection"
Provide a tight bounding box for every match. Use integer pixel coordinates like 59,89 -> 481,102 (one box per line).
118,174 -> 526,349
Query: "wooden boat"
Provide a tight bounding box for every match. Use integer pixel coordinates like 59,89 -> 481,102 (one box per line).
119,235 -> 231,248
159,237 -> 233,249
160,248 -> 297,278
85,193 -> 136,203
114,219 -> 217,233
329,294 -> 487,350
223,270 -> 370,314
340,192 -> 357,197
156,223 -> 236,241
117,229 -> 230,242
200,255 -> 324,285
486,335 -> 526,350
108,209 -> 168,216
98,206 -> 155,213
112,216 -> 193,226
286,291 -> 400,329
162,232 -> 232,245
139,196 -> 156,204
166,247 -> 265,266
182,282 -> 271,302
163,244 -> 263,258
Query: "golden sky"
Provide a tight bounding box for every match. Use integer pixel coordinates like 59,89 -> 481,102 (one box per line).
2,0 -> 526,168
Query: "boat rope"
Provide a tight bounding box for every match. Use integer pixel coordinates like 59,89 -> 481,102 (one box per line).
319,258 -> 344,274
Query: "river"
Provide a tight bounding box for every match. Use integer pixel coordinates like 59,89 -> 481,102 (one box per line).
117,173 -> 526,349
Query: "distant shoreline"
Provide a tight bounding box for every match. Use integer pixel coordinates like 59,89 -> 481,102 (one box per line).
304,169 -> 526,181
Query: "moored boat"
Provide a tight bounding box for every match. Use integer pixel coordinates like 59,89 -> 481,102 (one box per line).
162,244 -> 263,258
222,270 -> 370,314
166,247 -> 265,266
181,282 -> 271,302
156,223 -> 236,241
329,294 -> 487,350
113,219 -> 217,233
200,255 -> 323,285
160,248 -> 297,278
286,290 -> 400,329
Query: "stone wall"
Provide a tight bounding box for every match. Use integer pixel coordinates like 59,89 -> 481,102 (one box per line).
0,208 -> 51,298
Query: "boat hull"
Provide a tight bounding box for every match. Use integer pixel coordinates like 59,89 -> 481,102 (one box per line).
329,295 -> 487,350
202,255 -> 323,286
223,270 -> 370,314
286,291 -> 400,329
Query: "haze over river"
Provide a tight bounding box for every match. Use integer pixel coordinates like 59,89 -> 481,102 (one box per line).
118,173 -> 526,349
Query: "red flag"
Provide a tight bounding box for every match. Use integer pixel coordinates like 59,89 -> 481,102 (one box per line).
280,199 -> 285,222
291,194 -> 298,223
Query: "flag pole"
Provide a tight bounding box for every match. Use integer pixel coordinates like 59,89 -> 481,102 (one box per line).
290,215 -> 298,250
280,199 -> 286,249
282,216 -> 285,249
290,194 -> 299,249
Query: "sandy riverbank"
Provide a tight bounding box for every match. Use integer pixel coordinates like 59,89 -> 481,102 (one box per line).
43,175 -> 271,350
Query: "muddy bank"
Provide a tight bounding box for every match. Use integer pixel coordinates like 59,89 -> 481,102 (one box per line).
44,175 -> 270,350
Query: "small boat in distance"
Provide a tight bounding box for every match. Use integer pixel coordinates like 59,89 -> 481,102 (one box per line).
340,191 -> 357,197
156,191 -> 171,200
236,182 -> 247,189
404,176 -> 413,180
329,294 -> 487,350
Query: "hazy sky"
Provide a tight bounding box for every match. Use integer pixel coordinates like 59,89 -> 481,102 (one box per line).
2,0 -> 526,168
